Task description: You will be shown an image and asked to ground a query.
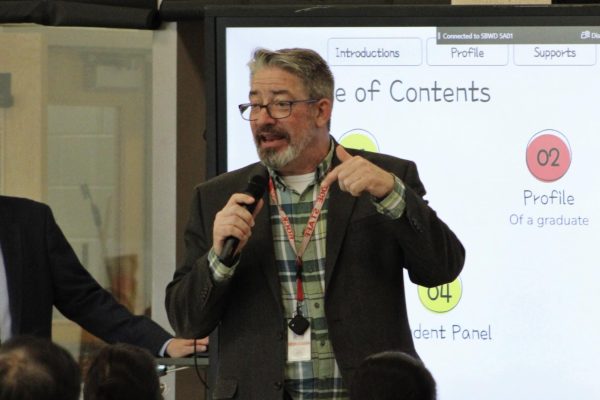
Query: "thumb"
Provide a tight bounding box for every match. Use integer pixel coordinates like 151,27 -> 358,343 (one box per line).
336,145 -> 353,163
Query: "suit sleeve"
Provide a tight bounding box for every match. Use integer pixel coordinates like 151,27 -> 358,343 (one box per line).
165,186 -> 234,338
393,159 -> 465,287
43,205 -> 173,355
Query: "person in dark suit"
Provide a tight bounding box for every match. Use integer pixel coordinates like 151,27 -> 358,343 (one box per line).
166,48 -> 465,399
350,351 -> 437,400
0,195 -> 207,357
0,335 -> 81,400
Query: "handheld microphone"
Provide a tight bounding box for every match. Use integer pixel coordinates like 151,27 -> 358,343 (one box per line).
219,173 -> 269,266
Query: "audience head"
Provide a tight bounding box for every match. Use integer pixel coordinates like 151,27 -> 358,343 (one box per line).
0,335 -> 81,400
83,343 -> 162,400
350,351 -> 437,400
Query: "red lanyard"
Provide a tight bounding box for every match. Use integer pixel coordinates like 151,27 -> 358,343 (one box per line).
269,177 -> 329,303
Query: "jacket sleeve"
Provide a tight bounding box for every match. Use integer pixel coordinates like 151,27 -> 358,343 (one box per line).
44,204 -> 172,355
165,186 -> 233,338
392,159 -> 465,287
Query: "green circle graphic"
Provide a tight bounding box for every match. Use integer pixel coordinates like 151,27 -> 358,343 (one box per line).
418,277 -> 462,313
339,130 -> 379,153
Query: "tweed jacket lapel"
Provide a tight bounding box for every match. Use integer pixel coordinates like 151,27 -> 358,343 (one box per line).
324,150 -> 356,292
248,186 -> 282,307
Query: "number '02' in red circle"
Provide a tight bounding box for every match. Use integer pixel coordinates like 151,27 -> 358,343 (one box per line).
526,131 -> 571,182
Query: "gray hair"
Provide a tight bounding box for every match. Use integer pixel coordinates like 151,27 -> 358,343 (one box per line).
248,48 -> 334,101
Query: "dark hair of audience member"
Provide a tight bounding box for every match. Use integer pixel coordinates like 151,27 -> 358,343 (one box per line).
0,335 -> 81,400
350,351 -> 437,400
83,343 -> 163,400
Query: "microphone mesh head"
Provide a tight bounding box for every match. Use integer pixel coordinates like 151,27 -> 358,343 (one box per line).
246,174 -> 268,199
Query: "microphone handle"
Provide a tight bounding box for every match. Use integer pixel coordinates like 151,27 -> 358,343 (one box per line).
219,194 -> 261,266
219,237 -> 239,267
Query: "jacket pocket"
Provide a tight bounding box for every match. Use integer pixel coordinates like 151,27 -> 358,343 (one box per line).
212,378 -> 238,399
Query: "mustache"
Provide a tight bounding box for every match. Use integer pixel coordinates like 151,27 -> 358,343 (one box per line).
255,126 -> 290,141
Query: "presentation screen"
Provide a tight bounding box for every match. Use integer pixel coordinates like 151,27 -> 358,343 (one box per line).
206,5 -> 600,399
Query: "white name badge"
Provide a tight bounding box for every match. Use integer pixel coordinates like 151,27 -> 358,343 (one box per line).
287,322 -> 311,362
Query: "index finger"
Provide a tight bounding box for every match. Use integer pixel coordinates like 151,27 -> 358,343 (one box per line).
322,166 -> 340,188
322,145 -> 351,187
226,193 -> 257,207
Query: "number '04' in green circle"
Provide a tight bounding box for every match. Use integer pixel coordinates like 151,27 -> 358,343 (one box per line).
418,278 -> 462,313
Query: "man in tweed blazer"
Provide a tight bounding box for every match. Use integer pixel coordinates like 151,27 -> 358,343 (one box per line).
167,48 -> 464,399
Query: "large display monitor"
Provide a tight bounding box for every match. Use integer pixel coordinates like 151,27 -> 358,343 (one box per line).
202,5 -> 600,399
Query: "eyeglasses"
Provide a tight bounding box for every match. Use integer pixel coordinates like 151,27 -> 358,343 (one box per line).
238,99 -> 318,121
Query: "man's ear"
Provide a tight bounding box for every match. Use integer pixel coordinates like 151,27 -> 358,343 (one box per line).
314,98 -> 333,128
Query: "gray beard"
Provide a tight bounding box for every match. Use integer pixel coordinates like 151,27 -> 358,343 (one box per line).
254,126 -> 317,171
258,144 -> 299,170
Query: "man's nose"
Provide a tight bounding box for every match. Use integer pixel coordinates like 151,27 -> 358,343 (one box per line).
255,105 -> 276,124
